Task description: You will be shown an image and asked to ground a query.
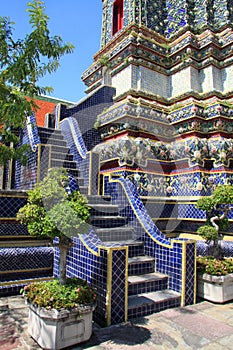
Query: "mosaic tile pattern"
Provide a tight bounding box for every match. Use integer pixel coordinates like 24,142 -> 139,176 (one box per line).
15,137 -> 38,190
0,195 -> 27,218
0,221 -> 28,237
110,249 -> 127,324
105,176 -> 195,303
26,113 -> 41,151
54,234 -> 128,326
100,0 -> 232,46
184,242 -> 196,305
60,117 -> 87,164
0,248 -> 53,294
197,240 -> 233,258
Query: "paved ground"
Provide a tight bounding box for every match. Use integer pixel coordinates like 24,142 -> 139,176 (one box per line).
1,295 -> 233,349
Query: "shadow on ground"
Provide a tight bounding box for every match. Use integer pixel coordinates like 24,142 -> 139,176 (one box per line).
81,322 -> 152,348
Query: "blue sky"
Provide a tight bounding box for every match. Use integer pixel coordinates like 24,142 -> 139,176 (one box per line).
1,0 -> 103,102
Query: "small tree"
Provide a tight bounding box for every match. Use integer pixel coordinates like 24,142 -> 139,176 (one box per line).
196,184 -> 233,259
0,0 -> 74,164
17,168 -> 90,284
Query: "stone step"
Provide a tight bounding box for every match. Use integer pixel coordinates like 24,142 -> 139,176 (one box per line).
128,272 -> 168,296
91,216 -> 127,228
40,135 -> 65,144
88,204 -> 119,217
38,128 -> 64,139
66,169 -> 80,177
128,289 -> 181,319
50,159 -> 77,169
95,227 -> 135,242
42,138 -> 67,147
128,256 -> 155,276
87,195 -> 111,204
38,127 -> 62,136
50,145 -> 70,154
51,151 -> 74,161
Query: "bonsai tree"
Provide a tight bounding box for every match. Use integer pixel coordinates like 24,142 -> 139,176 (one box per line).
196,184 -> 233,259
17,168 -> 90,284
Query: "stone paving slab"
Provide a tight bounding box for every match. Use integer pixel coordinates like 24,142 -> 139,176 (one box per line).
1,297 -> 233,349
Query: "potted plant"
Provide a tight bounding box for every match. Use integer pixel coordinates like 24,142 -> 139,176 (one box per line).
17,168 -> 96,349
196,184 -> 233,302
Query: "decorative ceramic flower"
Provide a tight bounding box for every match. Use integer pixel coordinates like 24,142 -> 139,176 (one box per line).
134,173 -> 140,181
166,186 -> 173,194
194,150 -> 201,159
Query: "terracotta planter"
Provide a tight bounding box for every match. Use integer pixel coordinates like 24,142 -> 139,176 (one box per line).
197,273 -> 233,303
28,303 -> 95,350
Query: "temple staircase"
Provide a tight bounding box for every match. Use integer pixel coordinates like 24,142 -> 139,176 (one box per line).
85,194 -> 181,318
0,126 -> 181,318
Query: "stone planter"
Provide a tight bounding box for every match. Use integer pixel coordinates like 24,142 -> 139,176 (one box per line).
197,273 -> 233,303
28,303 -> 95,350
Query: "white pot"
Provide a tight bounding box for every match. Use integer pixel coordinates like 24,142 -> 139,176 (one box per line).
197,273 -> 233,303
28,303 -> 95,350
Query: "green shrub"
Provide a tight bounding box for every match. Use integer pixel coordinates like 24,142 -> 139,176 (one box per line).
197,225 -> 218,244
197,256 -> 233,276
22,278 -> 97,310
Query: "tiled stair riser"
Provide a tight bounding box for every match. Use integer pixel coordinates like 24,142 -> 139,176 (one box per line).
91,217 -> 127,228
127,297 -> 181,319
128,259 -> 155,276
128,276 -> 168,295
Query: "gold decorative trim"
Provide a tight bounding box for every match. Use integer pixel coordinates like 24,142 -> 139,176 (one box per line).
181,241 -> 187,307
106,249 -> 112,326
0,194 -> 27,198
88,151 -> 92,196
0,276 -> 52,287
194,243 -> 197,304
125,246 -> 129,322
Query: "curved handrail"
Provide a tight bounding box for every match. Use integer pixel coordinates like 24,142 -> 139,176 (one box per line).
60,117 -> 87,160
26,113 -> 41,152
109,175 -> 179,248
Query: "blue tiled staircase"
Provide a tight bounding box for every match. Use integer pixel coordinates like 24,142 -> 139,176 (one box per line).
1,125 -> 183,320
37,126 -> 182,317
100,236 -> 181,319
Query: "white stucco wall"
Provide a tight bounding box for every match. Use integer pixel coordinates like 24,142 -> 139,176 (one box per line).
111,63 -> 233,99
170,67 -> 193,97
222,65 -> 233,93
112,65 -> 133,96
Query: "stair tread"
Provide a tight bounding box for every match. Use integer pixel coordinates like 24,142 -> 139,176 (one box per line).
128,256 -> 155,264
128,272 -> 168,284
128,289 -> 181,308
51,158 -> 77,163
88,204 -> 118,208
96,227 -> 134,232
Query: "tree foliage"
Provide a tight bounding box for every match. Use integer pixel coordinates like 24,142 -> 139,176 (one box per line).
17,168 -> 91,284
17,168 -> 90,239
0,1 -> 74,164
